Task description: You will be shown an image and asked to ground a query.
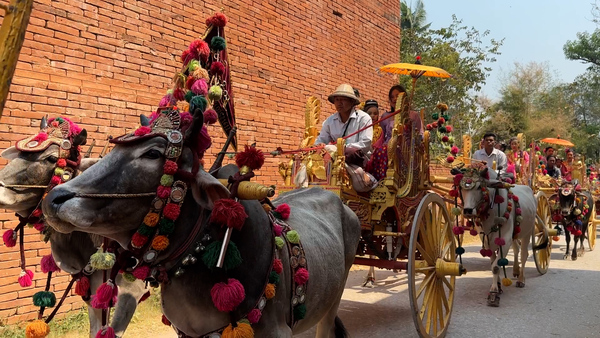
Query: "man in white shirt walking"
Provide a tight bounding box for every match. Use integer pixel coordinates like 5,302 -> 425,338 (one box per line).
473,133 -> 508,176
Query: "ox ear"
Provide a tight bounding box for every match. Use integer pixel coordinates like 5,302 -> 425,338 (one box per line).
78,158 -> 100,172
140,114 -> 150,126
73,129 -> 87,146
192,169 -> 231,209
480,167 -> 488,177
0,146 -> 19,160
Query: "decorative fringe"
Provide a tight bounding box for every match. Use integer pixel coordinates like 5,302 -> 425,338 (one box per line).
25,320 -> 50,338
210,278 -> 245,312
222,321 -> 254,338
211,199 -> 248,230
202,241 -> 242,270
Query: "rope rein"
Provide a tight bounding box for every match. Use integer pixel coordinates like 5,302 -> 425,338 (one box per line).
74,192 -> 156,199
0,181 -> 48,189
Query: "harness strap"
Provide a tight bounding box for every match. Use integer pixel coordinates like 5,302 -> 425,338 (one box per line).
44,276 -> 77,323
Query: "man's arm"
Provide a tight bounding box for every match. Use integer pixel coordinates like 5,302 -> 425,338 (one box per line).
345,114 -> 373,152
498,152 -> 508,175
315,119 -> 332,145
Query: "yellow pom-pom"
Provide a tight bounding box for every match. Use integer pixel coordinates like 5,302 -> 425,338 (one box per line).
221,322 -> 254,338
265,283 -> 276,300
152,235 -> 170,251
502,278 -> 512,287
26,320 -> 50,338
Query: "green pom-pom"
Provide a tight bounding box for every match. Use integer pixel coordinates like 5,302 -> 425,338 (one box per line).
439,126 -> 447,133
431,112 -> 439,120
122,272 -> 136,283
269,271 -> 280,285
187,59 -> 200,72
497,258 -> 509,267
167,89 -> 174,95
184,90 -> 194,102
286,230 -> 300,244
208,85 -> 223,101
202,241 -> 242,270
275,236 -> 284,249
293,304 -> 307,319
90,250 -> 116,270
54,168 -> 64,176
137,224 -> 155,237
443,114 -> 450,121
451,207 -> 462,216
190,95 -> 207,113
159,219 -> 175,235
211,36 -> 227,51
55,117 -> 64,123
455,247 -> 465,255
160,174 -> 174,187
448,136 -> 455,144
33,291 -> 56,308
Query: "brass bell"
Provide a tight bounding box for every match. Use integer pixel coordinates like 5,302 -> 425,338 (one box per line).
182,254 -> 197,266
174,267 -> 185,277
194,243 -> 205,253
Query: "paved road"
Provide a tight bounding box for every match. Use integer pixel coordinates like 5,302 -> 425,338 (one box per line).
297,230 -> 600,338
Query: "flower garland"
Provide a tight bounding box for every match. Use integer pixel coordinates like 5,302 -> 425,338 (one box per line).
425,103 -> 459,163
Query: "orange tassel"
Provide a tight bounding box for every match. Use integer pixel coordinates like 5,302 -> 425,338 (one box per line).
221,322 -> 254,338
264,283 -> 276,300
26,320 -> 50,338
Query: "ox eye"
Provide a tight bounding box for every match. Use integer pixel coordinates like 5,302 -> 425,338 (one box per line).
46,156 -> 58,164
142,149 -> 163,159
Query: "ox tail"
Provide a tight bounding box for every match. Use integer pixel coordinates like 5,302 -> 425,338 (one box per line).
334,316 -> 349,338
533,236 -> 549,251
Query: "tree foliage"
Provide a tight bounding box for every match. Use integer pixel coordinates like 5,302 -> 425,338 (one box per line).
563,30 -> 600,67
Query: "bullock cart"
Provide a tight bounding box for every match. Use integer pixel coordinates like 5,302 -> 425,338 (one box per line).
276,64 -> 465,338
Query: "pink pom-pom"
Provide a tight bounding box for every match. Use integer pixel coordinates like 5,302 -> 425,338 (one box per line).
452,226 -> 464,236
210,278 -> 245,312
33,222 -> 45,232
134,126 -> 152,136
542,169 -> 548,175
159,94 -> 176,107
157,186 -> 171,199
191,79 -> 208,96
3,229 -> 17,247
512,195 -> 519,202
51,175 -> 61,185
203,109 -> 218,125
18,269 -> 34,287
294,268 -> 309,285
449,189 -> 459,198
273,224 -> 283,236
41,254 -> 60,273
75,276 -> 90,296
494,237 -> 506,246
494,195 -> 505,204
132,266 -> 150,280
274,204 -> 291,220
95,281 -> 117,305
451,146 -> 459,155
210,62 -> 226,76
272,259 -> 283,274
95,327 -> 116,338
247,308 -> 262,324
535,146 -> 540,151
515,208 -> 522,215
33,132 -> 48,143
453,173 -> 463,186
470,229 -> 478,236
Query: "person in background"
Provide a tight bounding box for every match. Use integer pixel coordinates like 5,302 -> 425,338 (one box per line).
363,99 -> 379,123
546,155 -> 561,180
545,146 -> 555,157
472,133 -> 508,175
506,136 -> 530,181
561,149 -> 575,181
379,84 -> 423,143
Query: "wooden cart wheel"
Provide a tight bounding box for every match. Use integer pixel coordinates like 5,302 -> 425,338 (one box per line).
408,193 -> 463,338
533,192 -> 552,275
588,203 -> 596,251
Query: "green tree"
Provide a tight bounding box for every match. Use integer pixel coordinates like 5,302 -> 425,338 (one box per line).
563,30 -> 600,67
401,0 -> 430,32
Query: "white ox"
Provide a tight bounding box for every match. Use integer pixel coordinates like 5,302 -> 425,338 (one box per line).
460,167 -> 537,307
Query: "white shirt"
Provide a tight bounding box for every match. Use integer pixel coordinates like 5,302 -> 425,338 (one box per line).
316,109 -> 373,154
473,148 -> 508,175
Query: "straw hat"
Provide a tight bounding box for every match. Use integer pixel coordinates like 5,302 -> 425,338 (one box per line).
328,84 -> 360,105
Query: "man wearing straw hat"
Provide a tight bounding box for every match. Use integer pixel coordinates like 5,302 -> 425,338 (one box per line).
316,84 -> 376,191
316,83 -> 373,163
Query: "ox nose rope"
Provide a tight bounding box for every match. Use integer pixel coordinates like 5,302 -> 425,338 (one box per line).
0,181 -> 49,189
74,192 -> 157,198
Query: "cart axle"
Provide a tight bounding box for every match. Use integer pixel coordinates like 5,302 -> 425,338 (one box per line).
435,259 -> 466,277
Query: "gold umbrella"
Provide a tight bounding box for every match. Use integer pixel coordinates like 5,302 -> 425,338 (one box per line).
541,137 -> 574,147
378,63 -> 453,79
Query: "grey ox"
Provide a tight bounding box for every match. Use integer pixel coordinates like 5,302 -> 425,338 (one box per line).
0,120 -> 147,338
41,115 -> 361,337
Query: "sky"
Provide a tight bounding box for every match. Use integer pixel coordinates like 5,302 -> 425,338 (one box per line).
424,0 -> 598,99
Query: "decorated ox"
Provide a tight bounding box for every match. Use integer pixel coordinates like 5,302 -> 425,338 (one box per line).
458,166 -> 537,307
556,181 -> 593,260
0,117 -> 147,338
42,107 -> 360,337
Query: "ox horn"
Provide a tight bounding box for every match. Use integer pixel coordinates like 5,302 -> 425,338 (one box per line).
40,116 -> 48,130
139,114 -> 150,126
480,167 -> 488,177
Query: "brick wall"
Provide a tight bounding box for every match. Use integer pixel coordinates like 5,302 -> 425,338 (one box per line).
0,0 -> 400,323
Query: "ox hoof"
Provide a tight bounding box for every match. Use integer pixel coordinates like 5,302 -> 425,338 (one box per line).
516,281 -> 525,288
362,279 -> 375,288
578,248 -> 585,257
513,272 -> 520,278
487,292 -> 500,307
563,254 -> 570,260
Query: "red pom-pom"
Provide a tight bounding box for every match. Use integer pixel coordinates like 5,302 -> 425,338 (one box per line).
480,249 -> 492,257
186,75 -> 195,90
432,122 -> 438,128
75,276 -> 90,296
132,266 -> 150,280
494,195 -> 505,204
452,226 -> 464,236
173,88 -> 185,101
163,203 -> 181,220
503,212 -> 510,219
210,199 -> 248,230
33,132 -> 48,143
426,124 -> 433,131
438,117 -> 445,125
3,229 -> 17,247
470,229 -> 478,236
442,136 -> 449,142
18,269 -> 34,287
274,204 -> 291,220
451,146 -> 459,155
272,259 -> 283,274
57,158 -> 67,168
33,222 -> 45,232
41,254 -> 60,273
575,230 -> 583,236
453,173 -> 464,186
449,189 -> 459,197
157,186 -> 171,199
294,268 -> 309,285
515,208 -> 522,215
273,224 -> 283,236
210,278 -> 245,312
210,62 -> 226,76
494,237 -> 506,246
446,156 -> 455,163
535,146 -> 540,151
542,169 -> 548,175
203,109 -> 218,125
195,40 -> 210,62
181,49 -> 191,65
163,160 -> 178,175
131,232 -> 148,248
512,195 -> 519,202
446,125 -> 453,132
206,13 -> 228,27
514,226 -> 521,234
161,314 -> 171,326
94,281 -> 117,305
134,126 -> 151,136
247,308 -> 262,324
32,208 -> 43,217
235,145 -> 265,171
95,327 -> 116,338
